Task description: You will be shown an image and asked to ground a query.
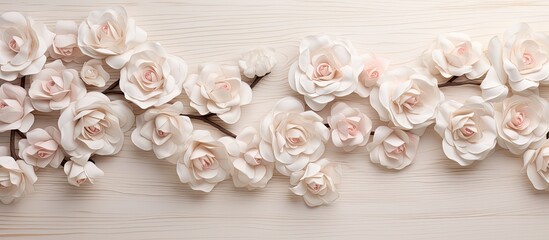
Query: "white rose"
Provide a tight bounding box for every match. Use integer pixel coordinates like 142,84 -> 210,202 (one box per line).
131,102 -> 193,164
18,126 -> 64,168
184,63 -> 252,124
0,12 -> 54,81
176,130 -> 231,192
259,97 -> 329,176
481,23 -> 549,102
523,139 -> 549,190
120,43 -> 188,109
423,32 -> 490,80
48,20 -> 87,63
238,47 -> 277,78
80,59 -> 110,87
220,127 -> 274,190
289,159 -> 341,207
59,92 -> 135,164
494,95 -> 549,155
366,126 -> 420,170
370,67 -> 444,133
63,160 -> 104,187
0,83 -> 34,133
288,34 -> 362,111
0,146 -> 37,204
28,60 -> 87,112
327,102 -> 372,152
355,53 -> 390,97
77,7 -> 147,69
434,96 -> 497,166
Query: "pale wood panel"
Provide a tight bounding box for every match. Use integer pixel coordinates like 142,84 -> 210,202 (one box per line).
0,0 -> 549,239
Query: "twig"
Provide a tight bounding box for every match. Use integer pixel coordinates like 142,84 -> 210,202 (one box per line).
9,130 -> 17,159
250,72 -> 270,89
185,114 -> 237,138
437,75 -> 481,88
20,76 -> 26,88
102,79 -> 120,93
323,123 -> 375,135
102,90 -> 125,95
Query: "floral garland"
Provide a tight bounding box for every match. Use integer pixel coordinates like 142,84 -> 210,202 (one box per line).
0,7 -> 548,207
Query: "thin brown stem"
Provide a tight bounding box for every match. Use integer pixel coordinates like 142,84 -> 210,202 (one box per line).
20,76 -> 26,88
102,79 -> 120,93
185,114 -> 237,138
437,75 -> 481,88
324,123 -> 375,135
249,72 -> 270,89
438,81 -> 481,88
9,130 -> 17,159
102,90 -> 125,95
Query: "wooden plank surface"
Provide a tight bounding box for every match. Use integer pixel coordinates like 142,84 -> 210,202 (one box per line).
1,0 -> 549,239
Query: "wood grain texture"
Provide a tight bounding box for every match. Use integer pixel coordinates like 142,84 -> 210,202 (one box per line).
1,0 -> 549,239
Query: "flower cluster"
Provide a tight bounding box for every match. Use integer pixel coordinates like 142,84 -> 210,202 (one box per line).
1,6 -> 548,207
0,6 -> 281,204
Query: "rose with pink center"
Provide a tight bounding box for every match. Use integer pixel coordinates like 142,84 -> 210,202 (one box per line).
327,102 -> 373,152
494,95 -> 549,155
0,83 -> 35,133
289,159 -> 341,207
423,32 -> 489,82
370,67 -> 444,134
435,96 -> 498,166
18,126 -> 64,168
131,102 -> 193,164
366,126 -> 420,170
120,42 -> 187,109
28,60 -> 87,112
355,53 -> 390,98
184,63 -> 252,124
0,12 -> 54,81
63,160 -> 104,187
77,7 -> 147,69
481,23 -> 549,102
288,34 -> 363,111
259,97 -> 329,176
176,130 -> 231,192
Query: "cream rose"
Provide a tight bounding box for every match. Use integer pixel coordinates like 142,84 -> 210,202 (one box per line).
423,32 -> 490,80
481,23 -> 549,102
63,160 -> 104,187
0,12 -> 54,81
370,67 -> 444,133
355,53 -> 390,97
28,60 -> 87,112
259,97 -> 329,176
494,95 -> 549,155
120,43 -> 188,109
366,126 -> 420,170
434,96 -> 497,166
48,20 -> 87,63
176,130 -> 231,192
238,47 -> 277,78
131,102 -> 193,164
0,83 -> 34,133
288,34 -> 362,111
80,59 -> 110,87
523,139 -> 549,190
18,126 -> 64,168
220,127 -> 274,190
77,7 -> 147,69
59,92 -> 135,164
0,146 -> 37,204
184,63 -> 252,124
289,159 -> 341,207
327,102 -> 372,152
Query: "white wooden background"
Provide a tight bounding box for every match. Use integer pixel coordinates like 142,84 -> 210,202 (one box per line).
1,0 -> 549,239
